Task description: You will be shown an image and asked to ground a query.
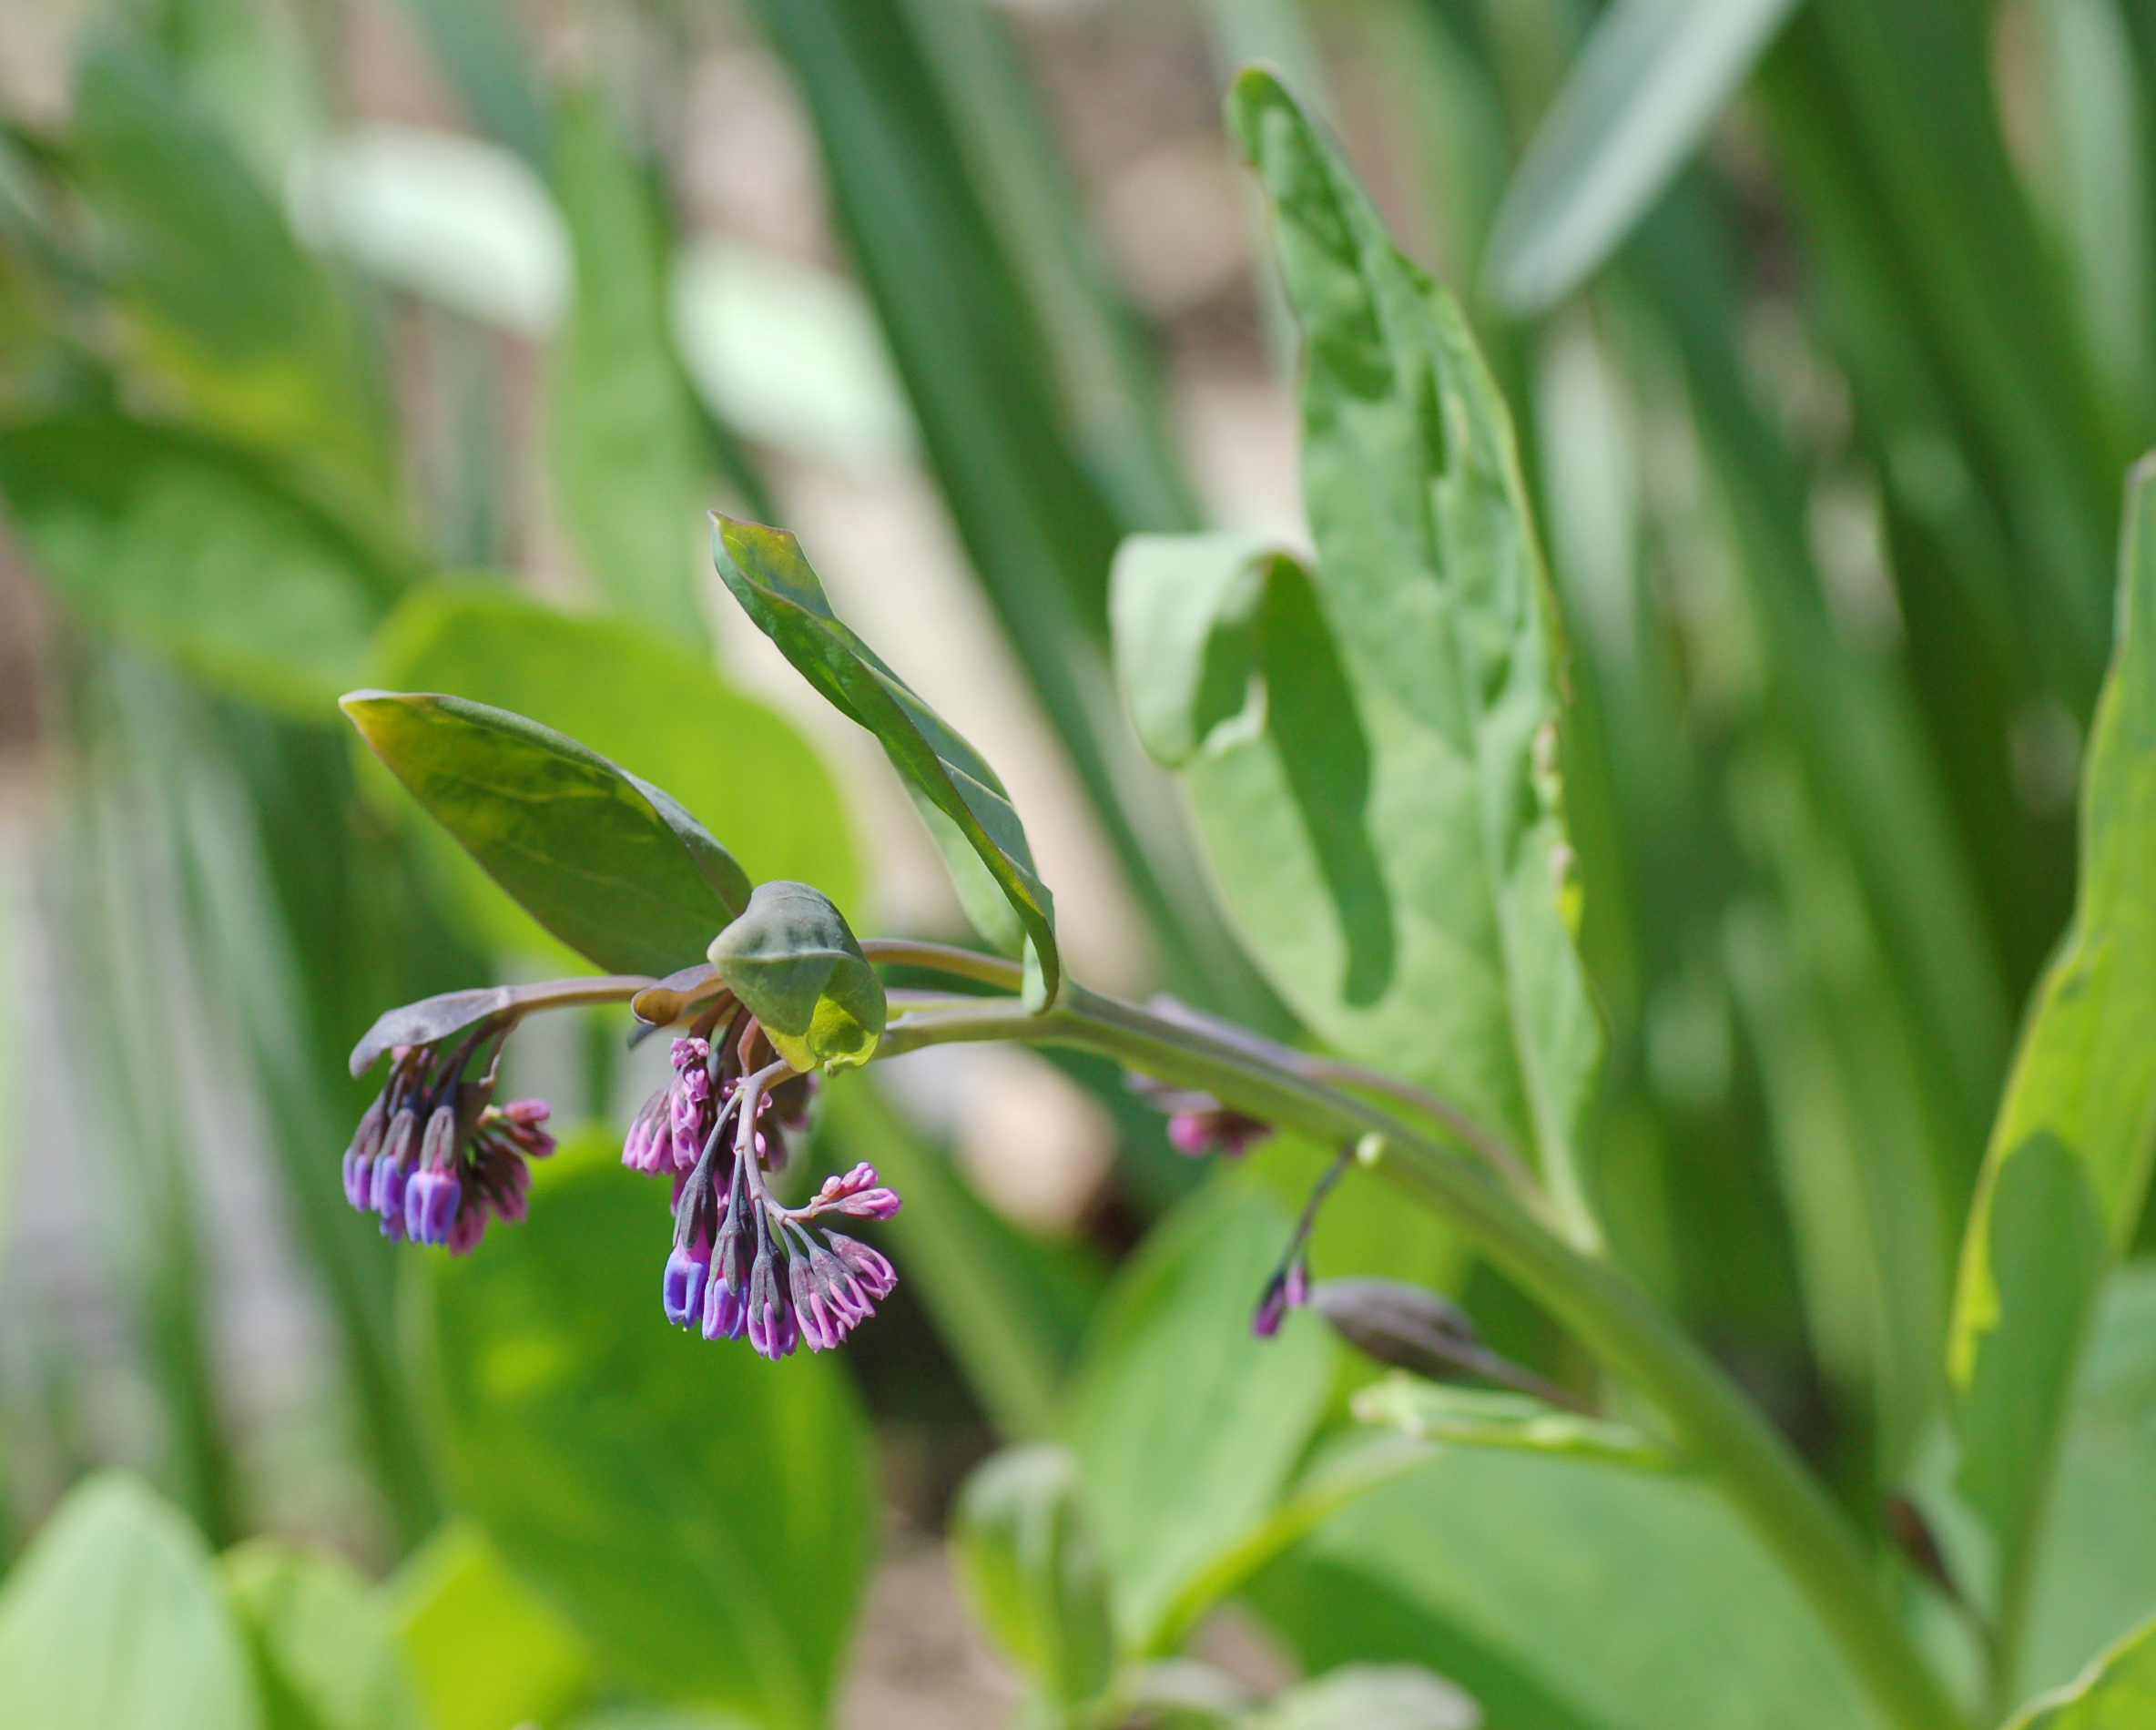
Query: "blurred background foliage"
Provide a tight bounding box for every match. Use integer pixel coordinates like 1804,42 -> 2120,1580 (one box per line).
0,0 -> 2153,1722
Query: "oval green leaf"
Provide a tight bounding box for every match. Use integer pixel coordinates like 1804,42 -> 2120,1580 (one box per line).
341,688 -> 748,978
219,1540 -> 425,1730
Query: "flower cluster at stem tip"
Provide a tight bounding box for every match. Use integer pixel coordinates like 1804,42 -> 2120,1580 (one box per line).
341,993 -> 904,1362
341,1029 -> 554,1253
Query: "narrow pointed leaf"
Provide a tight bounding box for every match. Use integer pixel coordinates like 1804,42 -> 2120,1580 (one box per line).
2007,1609 -> 2156,1729
349,976 -> 651,1079
1948,459 -> 2156,1653
1483,0 -> 1804,314
1352,1377 -> 1678,1473
711,513 -> 1059,1002
341,689 -> 749,977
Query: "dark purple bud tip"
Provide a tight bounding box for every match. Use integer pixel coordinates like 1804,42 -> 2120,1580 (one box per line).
448,1201 -> 487,1255
1167,1105 -> 1274,1159
1252,1271 -> 1290,1338
406,1169 -> 462,1247
824,1233 -> 898,1301
663,1245 -> 710,1328
703,1273 -> 746,1341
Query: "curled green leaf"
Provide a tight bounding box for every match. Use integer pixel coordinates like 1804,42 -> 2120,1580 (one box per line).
707,880 -> 886,1073
709,513 -> 1060,1007
349,976 -> 653,1078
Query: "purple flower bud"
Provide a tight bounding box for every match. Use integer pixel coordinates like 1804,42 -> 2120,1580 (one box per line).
623,1096 -> 666,1173
808,1240 -> 872,1326
493,1100 -> 554,1159
371,1109 -> 418,1231
1285,1257 -> 1309,1309
823,1233 -> 898,1301
420,1104 -> 458,1170
663,1243 -> 710,1328
406,1169 -> 462,1247
1252,1271 -> 1290,1338
1167,1105 -> 1272,1159
747,1247 -> 798,1360
788,1252 -> 840,1351
702,1268 -> 745,1339
342,1146 -> 376,1211
447,1201 -> 488,1255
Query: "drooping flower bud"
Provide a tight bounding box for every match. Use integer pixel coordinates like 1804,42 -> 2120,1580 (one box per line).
406,1169 -> 462,1247
663,1241 -> 710,1328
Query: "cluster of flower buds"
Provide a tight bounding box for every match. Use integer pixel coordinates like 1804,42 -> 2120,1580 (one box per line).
341,1031 -> 555,1253
624,1002 -> 901,1360
1124,1073 -> 1273,1159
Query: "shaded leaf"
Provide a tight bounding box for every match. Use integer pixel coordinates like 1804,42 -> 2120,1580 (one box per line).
1066,1180 -> 1334,1650
0,1473 -> 261,1730
341,688 -> 748,977
1948,458 -> 2156,1654
953,1444 -> 1116,1708
219,1541 -> 424,1730
1482,0 -> 1804,314
349,975 -> 650,1080
1351,1377 -> 1678,1473
707,880 -> 884,1073
1256,1664 -> 1479,1730
711,513 -> 1059,1002
419,1132 -> 875,1730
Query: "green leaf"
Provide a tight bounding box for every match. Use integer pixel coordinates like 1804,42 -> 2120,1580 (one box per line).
1351,1376 -> 1679,1473
1065,1181 -> 1335,1651
1948,458 -> 2156,1666
707,880 -> 885,1073
367,587 -> 857,962
711,513 -> 1060,1002
2019,1262 -> 2156,1698
546,84 -> 710,645
1481,0 -> 1804,315
70,38 -> 384,488
953,1444 -> 1116,1709
1255,1664 -> 1478,1730
341,688 -> 748,978
219,1541 -> 424,1730
418,1131 -> 876,1730
1249,1446 -> 1886,1730
2008,1609 -> 2156,1730
1141,73 -> 1602,1233
382,1522 -> 593,1730
0,1473 -> 261,1730
0,414 -> 391,717
349,975 -> 651,1079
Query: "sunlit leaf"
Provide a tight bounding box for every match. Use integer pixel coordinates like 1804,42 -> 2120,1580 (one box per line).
0,1474 -> 261,1730
711,512 -> 1059,1002
1948,458 -> 2156,1668
2007,1607 -> 2156,1729
219,1541 -> 424,1730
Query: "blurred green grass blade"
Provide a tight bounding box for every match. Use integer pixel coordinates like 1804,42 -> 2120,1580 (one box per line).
419,1135 -> 876,1730
0,413 -> 397,719
1354,1377 -> 1679,1473
747,0 -> 1282,1023
69,37 -> 388,497
165,702 -> 450,1547
1483,0 -> 1803,315
819,1081 -> 1100,1440
384,1522 -> 594,1730
547,86 -> 711,646
1246,1439 -> 1887,1730
0,1474 -> 261,1730
888,0 -> 1195,532
2018,1263 -> 2156,1701
1066,1181 -> 1335,1652
367,589 -> 852,962
219,1540 -> 427,1730
2007,1607 -> 2156,1729
1948,460 -> 2156,1694
391,0 -> 548,166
